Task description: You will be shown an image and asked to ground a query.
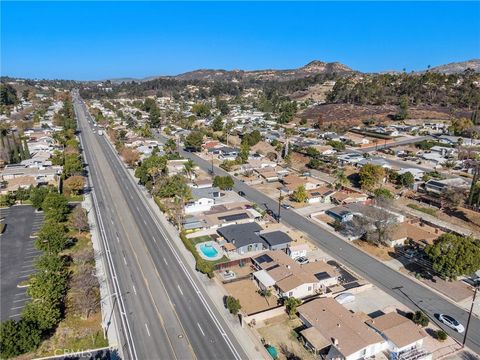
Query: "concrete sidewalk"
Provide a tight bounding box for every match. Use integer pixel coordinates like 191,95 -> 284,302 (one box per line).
83,192 -> 119,351
126,168 -> 269,360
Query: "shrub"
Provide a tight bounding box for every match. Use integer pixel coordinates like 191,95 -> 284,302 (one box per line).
407,311 -> 429,327
436,330 -> 448,341
226,296 -> 241,315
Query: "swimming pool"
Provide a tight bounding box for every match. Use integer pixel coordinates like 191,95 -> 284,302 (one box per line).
199,243 -> 218,258
196,241 -> 224,261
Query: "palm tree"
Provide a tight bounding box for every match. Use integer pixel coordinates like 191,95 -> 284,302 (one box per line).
183,160 -> 195,180
259,288 -> 272,306
334,169 -> 349,189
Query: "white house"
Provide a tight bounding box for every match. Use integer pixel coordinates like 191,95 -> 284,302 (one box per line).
298,298 -> 388,360
366,312 -> 431,360
252,251 -> 339,299
184,187 -> 221,214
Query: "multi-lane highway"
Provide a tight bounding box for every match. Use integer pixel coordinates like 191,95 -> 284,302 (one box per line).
74,95 -> 249,360
158,133 -> 480,354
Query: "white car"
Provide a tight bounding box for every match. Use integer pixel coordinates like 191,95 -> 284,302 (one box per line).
438,314 -> 465,333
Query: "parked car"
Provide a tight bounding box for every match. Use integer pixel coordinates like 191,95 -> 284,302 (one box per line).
238,191 -> 246,196
438,314 -> 465,333
281,204 -> 292,209
335,293 -> 355,304
294,256 -> 309,265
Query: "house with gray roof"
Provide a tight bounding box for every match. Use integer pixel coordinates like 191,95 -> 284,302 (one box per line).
217,222 -> 266,255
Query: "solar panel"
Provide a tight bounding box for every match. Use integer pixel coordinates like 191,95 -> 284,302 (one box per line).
255,254 -> 273,264
314,272 -> 331,281
218,213 -> 250,221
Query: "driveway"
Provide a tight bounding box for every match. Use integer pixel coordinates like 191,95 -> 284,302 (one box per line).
0,205 -> 43,321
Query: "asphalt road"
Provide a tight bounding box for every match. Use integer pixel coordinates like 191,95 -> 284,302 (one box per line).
74,97 -> 248,360
160,134 -> 480,354
0,205 -> 43,322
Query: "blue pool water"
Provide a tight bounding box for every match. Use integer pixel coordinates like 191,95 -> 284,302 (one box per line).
199,243 -> 218,258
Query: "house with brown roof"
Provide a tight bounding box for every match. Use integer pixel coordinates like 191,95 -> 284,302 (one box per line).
281,174 -> 322,194
332,189 -> 368,205
297,298 -> 387,360
252,251 -> 339,299
366,312 -> 431,360
307,186 -> 336,204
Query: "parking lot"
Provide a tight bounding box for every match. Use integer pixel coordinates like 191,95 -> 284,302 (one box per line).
0,205 -> 43,321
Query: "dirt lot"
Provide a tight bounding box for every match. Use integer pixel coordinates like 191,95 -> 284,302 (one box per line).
301,103 -> 468,128
224,279 -> 278,315
257,314 -> 316,360
352,240 -> 397,261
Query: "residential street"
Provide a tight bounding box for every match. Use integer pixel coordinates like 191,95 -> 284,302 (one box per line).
161,133 -> 480,354
75,98 -> 249,360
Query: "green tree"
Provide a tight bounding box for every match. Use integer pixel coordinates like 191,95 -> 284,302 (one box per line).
359,164 -> 385,190
42,192 -> 69,222
334,169 -> 349,189
407,311 -> 429,327
212,116 -> 224,132
237,138 -> 250,164
327,140 -> 346,151
134,154 -> 167,186
213,175 -> 234,190
396,95 -> 409,120
22,301 -> 62,331
184,131 -> 204,152
373,188 -> 393,200
29,187 -> 50,210
191,103 -> 211,117
35,221 -> 68,254
398,172 -> 415,187
425,233 -> 480,280
63,154 -> 83,178
0,193 -> 16,207
226,296 -> 241,315
0,319 -> 41,358
0,84 -> 18,106
285,297 -> 302,318
291,185 -> 308,203
28,267 -> 68,305
155,175 -> 192,199
216,99 -> 230,115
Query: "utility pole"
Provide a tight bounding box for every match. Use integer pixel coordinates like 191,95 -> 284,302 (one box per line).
277,189 -> 283,223
463,281 -> 479,348
211,153 -> 214,175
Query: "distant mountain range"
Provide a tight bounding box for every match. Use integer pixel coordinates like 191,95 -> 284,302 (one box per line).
106,59 -> 480,83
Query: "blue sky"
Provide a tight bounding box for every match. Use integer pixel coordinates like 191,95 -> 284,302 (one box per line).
2,1 -> 479,80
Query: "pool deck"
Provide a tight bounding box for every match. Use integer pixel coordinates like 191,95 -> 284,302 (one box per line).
196,241 -> 224,261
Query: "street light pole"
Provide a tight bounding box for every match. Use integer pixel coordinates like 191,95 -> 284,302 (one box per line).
463,284 -> 478,348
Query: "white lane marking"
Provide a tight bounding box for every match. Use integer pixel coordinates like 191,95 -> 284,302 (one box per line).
10,305 -> 25,310
144,323 -> 151,337
21,264 -> 34,268
111,219 -> 114,225
116,235 -> 120,243
135,206 -> 139,211
123,255 -> 127,265
14,292 -> 26,297
13,298 -> 28,303
9,313 -> 21,318
133,285 -> 137,295
153,237 -> 157,243
177,284 -> 184,296
197,322 -> 205,336
143,219 -> 147,225
19,269 -> 34,273
163,257 -> 168,265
